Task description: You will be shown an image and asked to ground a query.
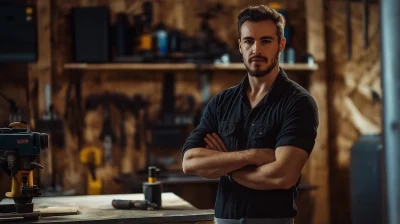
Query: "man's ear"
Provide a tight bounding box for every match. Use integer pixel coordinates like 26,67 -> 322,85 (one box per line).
279,38 -> 286,52
238,38 -> 242,54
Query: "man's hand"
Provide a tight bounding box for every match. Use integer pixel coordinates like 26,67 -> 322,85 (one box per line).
204,133 -> 227,152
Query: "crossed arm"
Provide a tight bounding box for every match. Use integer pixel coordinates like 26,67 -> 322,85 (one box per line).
231,145 -> 308,190
182,133 -> 308,190
182,133 -> 276,179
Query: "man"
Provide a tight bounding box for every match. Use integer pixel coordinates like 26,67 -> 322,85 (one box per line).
181,5 -> 319,224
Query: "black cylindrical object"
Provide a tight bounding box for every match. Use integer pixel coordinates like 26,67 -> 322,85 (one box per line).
112,199 -> 131,209
115,13 -> 132,56
143,166 -> 162,209
143,182 -> 162,209
142,1 -> 153,25
112,199 -> 156,210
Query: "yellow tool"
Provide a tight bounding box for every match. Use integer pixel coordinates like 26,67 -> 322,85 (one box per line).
79,147 -> 102,195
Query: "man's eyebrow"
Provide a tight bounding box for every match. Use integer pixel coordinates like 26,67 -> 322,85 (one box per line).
242,36 -> 254,40
242,36 -> 274,40
260,36 -> 274,40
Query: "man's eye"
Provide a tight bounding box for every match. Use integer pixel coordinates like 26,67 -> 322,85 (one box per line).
262,40 -> 271,44
244,40 -> 254,44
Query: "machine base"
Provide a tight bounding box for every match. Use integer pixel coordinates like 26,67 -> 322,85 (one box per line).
0,203 -> 40,221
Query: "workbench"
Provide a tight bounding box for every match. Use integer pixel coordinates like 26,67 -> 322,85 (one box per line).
0,192 -> 215,224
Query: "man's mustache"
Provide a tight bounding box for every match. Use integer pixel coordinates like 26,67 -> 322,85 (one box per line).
249,56 -> 268,62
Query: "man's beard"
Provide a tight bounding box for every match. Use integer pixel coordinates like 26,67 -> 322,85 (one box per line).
244,50 -> 280,77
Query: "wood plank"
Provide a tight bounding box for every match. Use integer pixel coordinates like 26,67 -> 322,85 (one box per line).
203,63 -> 319,71
305,0 -> 330,223
0,193 -> 215,224
64,63 -> 197,70
63,63 -> 319,71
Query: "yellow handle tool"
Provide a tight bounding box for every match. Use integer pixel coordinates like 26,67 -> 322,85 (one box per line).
80,147 -> 102,195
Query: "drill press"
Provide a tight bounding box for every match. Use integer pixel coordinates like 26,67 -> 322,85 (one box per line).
0,121 -> 48,215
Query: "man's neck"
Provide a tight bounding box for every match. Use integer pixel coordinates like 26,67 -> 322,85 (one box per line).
247,65 -> 280,97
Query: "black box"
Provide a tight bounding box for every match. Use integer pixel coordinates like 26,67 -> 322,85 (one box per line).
0,5 -> 37,62
72,7 -> 110,63
350,134 -> 385,224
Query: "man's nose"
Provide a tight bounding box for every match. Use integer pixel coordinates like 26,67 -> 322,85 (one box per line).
251,41 -> 261,54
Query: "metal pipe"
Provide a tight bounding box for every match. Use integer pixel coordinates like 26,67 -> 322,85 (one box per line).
381,0 -> 400,223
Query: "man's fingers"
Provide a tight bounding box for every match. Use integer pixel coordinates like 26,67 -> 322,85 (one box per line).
212,133 -> 227,152
209,134 -> 224,151
205,134 -> 223,151
204,136 -> 219,151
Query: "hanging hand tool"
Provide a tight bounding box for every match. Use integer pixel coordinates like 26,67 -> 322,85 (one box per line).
119,110 -> 126,153
132,94 -> 147,152
85,94 -> 117,164
99,102 -> 116,164
79,147 -> 102,195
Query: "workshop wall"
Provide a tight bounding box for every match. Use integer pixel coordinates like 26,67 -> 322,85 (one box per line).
0,64 -> 30,127
326,2 -> 381,224
48,0 -> 309,193
0,0 -> 326,223
0,0 -> 385,223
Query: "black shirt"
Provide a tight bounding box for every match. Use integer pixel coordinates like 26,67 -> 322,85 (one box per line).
181,68 -> 319,219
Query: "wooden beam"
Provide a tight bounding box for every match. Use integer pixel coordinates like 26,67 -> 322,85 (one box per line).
29,0 -> 52,117
27,0 -> 53,191
306,0 -> 326,61
305,0 -> 330,223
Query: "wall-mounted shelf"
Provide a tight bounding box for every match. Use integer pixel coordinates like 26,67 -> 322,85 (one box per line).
63,63 -> 319,71
204,63 -> 319,71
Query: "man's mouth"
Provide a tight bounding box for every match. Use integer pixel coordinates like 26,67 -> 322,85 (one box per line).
250,57 -> 267,63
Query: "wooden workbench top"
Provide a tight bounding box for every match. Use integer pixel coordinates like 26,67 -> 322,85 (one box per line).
0,192 -> 215,224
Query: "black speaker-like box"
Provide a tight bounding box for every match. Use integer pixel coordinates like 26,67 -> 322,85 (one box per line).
72,7 -> 110,63
350,134 -> 385,224
0,5 -> 37,62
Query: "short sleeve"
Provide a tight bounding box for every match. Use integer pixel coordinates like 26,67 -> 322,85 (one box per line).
275,95 -> 319,155
181,96 -> 219,160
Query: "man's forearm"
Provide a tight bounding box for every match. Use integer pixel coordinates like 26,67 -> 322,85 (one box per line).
231,162 -> 286,190
182,148 -> 255,179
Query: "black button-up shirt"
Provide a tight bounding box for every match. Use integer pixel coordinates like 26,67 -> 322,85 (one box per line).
182,68 -> 319,219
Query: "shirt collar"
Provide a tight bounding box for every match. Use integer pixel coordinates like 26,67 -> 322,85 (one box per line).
239,67 -> 288,105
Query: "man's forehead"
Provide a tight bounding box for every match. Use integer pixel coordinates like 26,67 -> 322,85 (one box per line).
240,20 -> 277,38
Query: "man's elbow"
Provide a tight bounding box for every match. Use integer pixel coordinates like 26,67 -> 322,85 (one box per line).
279,176 -> 298,190
182,152 -> 194,174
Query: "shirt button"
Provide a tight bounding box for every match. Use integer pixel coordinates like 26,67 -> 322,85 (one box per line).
259,132 -> 263,135
252,124 -> 254,126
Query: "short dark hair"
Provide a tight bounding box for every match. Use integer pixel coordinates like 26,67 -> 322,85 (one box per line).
237,5 -> 285,43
